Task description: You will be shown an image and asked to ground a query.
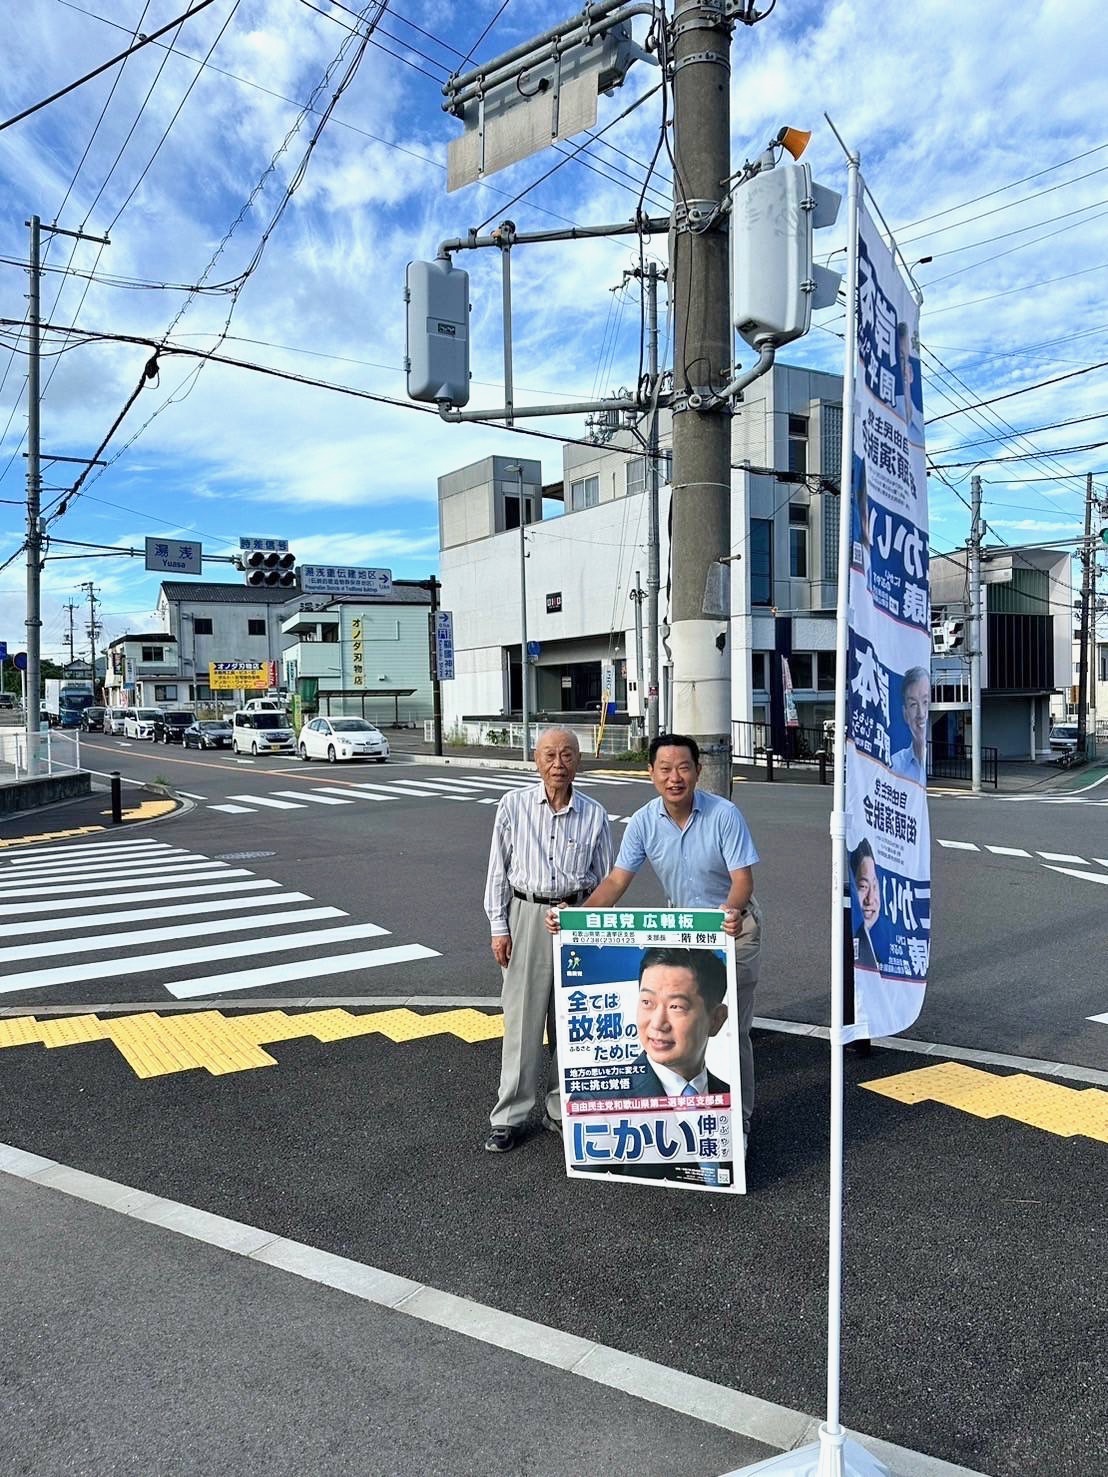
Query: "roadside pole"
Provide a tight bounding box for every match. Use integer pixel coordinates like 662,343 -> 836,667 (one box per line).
1075,472 -> 1093,758
644,258 -> 663,744
668,0 -> 734,796
25,216 -> 42,776
426,575 -> 444,758
969,473 -> 983,793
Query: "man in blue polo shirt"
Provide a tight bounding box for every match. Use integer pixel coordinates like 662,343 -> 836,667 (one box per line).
572,733 -> 763,1145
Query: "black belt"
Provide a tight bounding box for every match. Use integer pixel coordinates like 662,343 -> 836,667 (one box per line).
512,888 -> 585,907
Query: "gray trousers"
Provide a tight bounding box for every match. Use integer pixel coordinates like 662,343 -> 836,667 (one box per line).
734,898 -> 763,1136
490,896 -> 560,1127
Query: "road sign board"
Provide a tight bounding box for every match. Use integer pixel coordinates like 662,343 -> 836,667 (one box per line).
13,651 -> 27,671
300,565 -> 392,597
145,537 -> 202,575
240,536 -> 289,553
0,641 -> 7,661
432,611 -> 455,681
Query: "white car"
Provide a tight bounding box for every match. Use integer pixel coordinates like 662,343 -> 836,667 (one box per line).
231,710 -> 295,755
107,708 -> 128,735
123,708 -> 162,740
299,717 -> 390,763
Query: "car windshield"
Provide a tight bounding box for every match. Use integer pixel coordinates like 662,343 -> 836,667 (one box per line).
1052,725 -> 1078,737
200,721 -> 229,730
251,712 -> 288,729
167,712 -> 195,722
330,719 -> 375,732
136,709 -> 161,720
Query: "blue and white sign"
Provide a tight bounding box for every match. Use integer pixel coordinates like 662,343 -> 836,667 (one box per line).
0,641 -> 7,661
300,565 -> 392,597
843,199 -> 931,1042
145,537 -> 202,576
433,611 -> 455,681
240,536 -> 289,553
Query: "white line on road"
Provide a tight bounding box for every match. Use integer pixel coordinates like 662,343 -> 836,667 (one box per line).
11,879 -> 280,915
1036,851 -> 1088,863
0,921 -> 391,996
0,838 -> 171,865
1,891 -> 315,937
0,867 -> 252,900
373,782 -> 456,797
272,791 -> 353,806
0,907 -> 345,965
0,850 -> 198,881
226,795 -> 306,810
937,839 -> 979,850
167,942 -> 441,1000
309,787 -> 394,802
209,804 -> 255,814
984,846 -> 1032,857
177,791 -> 206,801
1042,864 -> 1108,887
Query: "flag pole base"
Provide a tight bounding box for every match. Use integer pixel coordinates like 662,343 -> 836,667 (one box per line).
721,1428 -> 894,1477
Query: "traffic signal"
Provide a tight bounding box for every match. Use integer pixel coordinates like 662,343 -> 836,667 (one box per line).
232,551 -> 297,587
932,616 -> 965,654
732,153 -> 842,350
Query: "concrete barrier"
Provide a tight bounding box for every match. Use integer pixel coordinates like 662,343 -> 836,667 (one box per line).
0,771 -> 92,816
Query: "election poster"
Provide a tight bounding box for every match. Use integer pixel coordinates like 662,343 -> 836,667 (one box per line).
554,908 -> 744,1194
844,198 -> 932,1041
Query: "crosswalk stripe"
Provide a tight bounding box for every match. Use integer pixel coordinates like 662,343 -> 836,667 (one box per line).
1037,851 -> 1087,863
13,879 -> 280,915
376,782 -> 454,797
310,786 -> 394,802
2,890 -> 314,937
985,846 -> 1031,857
0,838 -> 171,866
209,804 -> 255,814
0,867 -> 253,901
0,906 -> 345,966
937,840 -> 978,851
0,921 -> 392,997
167,942 -> 441,1001
272,791 -> 354,806
227,794 -> 307,810
0,851 -> 202,881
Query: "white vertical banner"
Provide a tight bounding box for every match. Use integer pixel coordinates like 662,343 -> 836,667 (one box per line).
844,198 -> 931,1041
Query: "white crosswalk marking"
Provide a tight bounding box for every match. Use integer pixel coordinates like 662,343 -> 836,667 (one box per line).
168,943 -> 440,1000
2,890 -> 314,937
226,794 -> 306,810
0,851 -> 201,881
274,790 -> 354,805
12,879 -> 281,915
937,840 -> 979,851
1036,851 -> 1087,864
985,846 -> 1031,857
209,804 -> 255,814
308,785 -> 394,802
0,866 -> 248,899
2,838 -> 170,864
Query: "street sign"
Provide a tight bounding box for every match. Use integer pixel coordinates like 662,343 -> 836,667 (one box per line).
300,565 -> 392,597
526,640 -> 541,661
13,651 -> 26,671
145,537 -> 202,575
239,536 -> 289,553
210,661 -> 271,691
0,641 -> 7,661
432,611 -> 455,681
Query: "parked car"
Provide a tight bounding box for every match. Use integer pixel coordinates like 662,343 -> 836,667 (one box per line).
243,697 -> 288,714
1048,722 -> 1080,758
0,693 -> 16,710
80,706 -> 108,732
153,709 -> 197,744
123,708 -> 163,740
298,717 -> 390,763
106,708 -> 128,735
231,709 -> 295,755
183,719 -> 232,750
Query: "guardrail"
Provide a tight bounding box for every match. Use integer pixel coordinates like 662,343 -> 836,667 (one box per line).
0,729 -> 82,781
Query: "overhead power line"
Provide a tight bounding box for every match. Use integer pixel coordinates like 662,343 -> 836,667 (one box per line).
928,359 -> 1108,423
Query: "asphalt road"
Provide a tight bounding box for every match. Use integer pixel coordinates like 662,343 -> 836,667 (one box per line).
1,747 -> 1105,1475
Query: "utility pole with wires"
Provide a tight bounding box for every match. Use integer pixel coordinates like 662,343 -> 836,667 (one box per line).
63,600 -> 78,668
1075,471 -> 1094,758
81,581 -> 100,698
968,473 -> 984,793
637,258 -> 666,744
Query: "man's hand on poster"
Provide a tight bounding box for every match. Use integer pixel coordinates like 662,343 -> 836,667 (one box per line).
721,908 -> 742,938
545,905 -> 564,935
491,934 -> 512,967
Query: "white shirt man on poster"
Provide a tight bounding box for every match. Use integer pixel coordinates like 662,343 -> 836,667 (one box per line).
889,667 -> 930,785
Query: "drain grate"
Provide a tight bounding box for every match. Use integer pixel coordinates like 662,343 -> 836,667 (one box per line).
213,850 -> 277,861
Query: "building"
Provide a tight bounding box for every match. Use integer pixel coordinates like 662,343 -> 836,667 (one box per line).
156,583 -> 296,704
103,632 -> 182,709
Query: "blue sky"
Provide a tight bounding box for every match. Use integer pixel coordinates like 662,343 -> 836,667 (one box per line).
1,0 -> 1105,662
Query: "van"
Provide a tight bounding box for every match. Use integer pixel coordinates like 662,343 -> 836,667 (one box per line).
231,709 -> 295,756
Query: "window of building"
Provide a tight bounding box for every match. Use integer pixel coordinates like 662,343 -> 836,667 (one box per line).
789,503 -> 809,579
750,519 -> 773,606
140,646 -> 165,662
504,494 -> 536,529
789,652 -> 814,688
626,459 -> 646,497
248,619 -> 266,636
154,685 -> 177,702
788,414 -> 808,477
569,475 -> 599,512
817,650 -> 836,690
193,618 -> 213,635
752,653 -> 767,690
820,402 -> 842,484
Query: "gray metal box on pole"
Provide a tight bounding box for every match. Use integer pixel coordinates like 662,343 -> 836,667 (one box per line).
405,258 -> 471,406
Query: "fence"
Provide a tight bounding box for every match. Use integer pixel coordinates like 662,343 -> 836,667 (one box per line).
425,718 -> 640,759
733,720 -> 832,781
0,729 -> 82,781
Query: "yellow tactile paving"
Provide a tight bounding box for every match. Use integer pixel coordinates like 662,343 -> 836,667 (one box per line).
0,1007 -> 507,1080
0,824 -> 105,850
863,1063 -> 1108,1144
99,799 -> 177,821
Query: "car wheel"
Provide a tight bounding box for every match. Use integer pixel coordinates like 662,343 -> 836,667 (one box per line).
299,744 -> 309,761
327,745 -> 337,763
375,756 -> 387,764
251,742 -> 259,756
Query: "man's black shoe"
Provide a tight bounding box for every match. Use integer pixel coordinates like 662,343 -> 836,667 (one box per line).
484,1124 -> 525,1153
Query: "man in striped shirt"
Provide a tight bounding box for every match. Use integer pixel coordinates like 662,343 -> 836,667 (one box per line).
483,728 -> 613,1153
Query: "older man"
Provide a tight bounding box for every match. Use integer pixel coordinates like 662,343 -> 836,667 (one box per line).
482,728 -> 613,1153
890,667 -> 930,785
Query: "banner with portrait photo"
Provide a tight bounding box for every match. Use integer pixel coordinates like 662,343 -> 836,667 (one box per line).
844,198 -> 931,1042
554,908 -> 744,1194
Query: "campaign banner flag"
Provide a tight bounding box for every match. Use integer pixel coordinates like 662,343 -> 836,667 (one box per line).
554,908 -> 744,1194
844,199 -> 931,1041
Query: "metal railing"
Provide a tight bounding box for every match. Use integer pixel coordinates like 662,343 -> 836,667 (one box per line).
0,729 -> 82,781
732,720 -> 832,782
928,742 -> 998,788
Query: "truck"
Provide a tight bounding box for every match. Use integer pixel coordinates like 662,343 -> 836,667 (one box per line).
44,679 -> 95,728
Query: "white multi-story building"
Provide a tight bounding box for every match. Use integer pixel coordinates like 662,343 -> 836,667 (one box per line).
156,583 -> 296,703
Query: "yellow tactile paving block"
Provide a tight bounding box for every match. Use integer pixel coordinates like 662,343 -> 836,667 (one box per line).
0,824 -> 106,850
862,1063 -> 1108,1144
0,1007 -> 506,1080
99,799 -> 177,822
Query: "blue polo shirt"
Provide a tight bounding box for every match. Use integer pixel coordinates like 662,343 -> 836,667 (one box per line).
615,790 -> 759,907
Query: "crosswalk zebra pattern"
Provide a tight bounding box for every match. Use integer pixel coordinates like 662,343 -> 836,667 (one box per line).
206,770 -> 647,822
0,836 -> 439,1003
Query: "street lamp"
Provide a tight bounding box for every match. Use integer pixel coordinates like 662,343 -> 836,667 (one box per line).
505,462 -> 530,761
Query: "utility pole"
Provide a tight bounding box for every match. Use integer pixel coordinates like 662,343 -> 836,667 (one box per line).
64,600 -> 77,667
1075,471 -> 1094,758
629,571 -> 645,742
968,473 -> 983,793
668,0 -> 734,796
426,575 -> 444,758
506,462 -> 530,761
25,216 -> 43,772
643,259 -> 664,743
81,580 -> 100,698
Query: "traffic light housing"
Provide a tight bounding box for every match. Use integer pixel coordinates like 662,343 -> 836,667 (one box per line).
233,551 -> 297,587
732,161 -> 842,349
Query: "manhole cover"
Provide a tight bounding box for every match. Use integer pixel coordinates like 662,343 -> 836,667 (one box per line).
213,850 -> 276,861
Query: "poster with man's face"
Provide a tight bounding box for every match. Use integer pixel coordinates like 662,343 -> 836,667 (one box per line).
554,908 -> 744,1195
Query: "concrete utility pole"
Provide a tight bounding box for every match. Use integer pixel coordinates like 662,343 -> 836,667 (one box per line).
64,600 -> 77,667
1075,471 -> 1094,758
629,570 -> 645,739
969,473 -> 983,793
25,216 -> 43,772
81,580 -> 100,698
506,462 -> 530,761
668,0 -> 734,796
643,258 -> 663,744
